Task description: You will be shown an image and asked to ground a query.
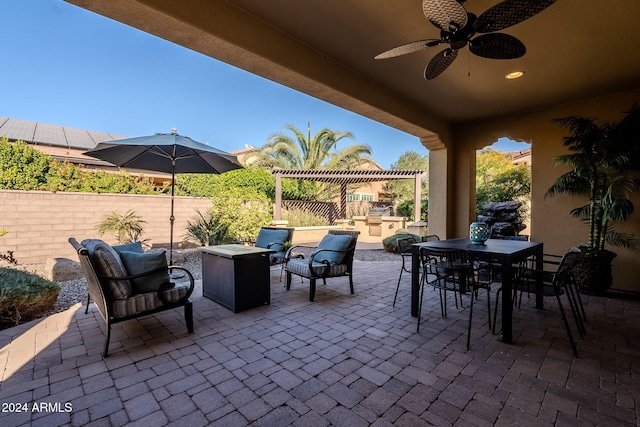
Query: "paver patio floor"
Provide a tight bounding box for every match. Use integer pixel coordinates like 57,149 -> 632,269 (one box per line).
1,259 -> 639,426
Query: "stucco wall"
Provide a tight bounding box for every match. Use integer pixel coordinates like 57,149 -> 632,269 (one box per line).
453,88 -> 640,292
0,190 -> 211,264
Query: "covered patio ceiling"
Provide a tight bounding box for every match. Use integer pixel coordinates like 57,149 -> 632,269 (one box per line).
65,0 -> 640,147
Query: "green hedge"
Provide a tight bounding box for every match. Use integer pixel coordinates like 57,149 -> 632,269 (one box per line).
0,137 -> 159,194
0,268 -> 61,327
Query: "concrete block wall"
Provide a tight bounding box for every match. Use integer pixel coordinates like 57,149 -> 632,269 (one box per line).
0,190 -> 211,264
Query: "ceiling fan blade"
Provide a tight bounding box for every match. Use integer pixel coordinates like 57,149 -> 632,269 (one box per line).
475,0 -> 557,33
469,33 -> 526,59
375,39 -> 441,59
422,0 -> 468,32
425,48 -> 458,80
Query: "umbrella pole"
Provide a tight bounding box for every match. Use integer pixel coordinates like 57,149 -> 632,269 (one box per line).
169,160 -> 175,266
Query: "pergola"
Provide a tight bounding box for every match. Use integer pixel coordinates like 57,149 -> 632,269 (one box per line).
272,169 -> 425,222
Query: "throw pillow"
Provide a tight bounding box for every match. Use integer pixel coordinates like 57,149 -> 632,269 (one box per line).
113,241 -> 144,255
118,251 -> 171,294
255,229 -> 289,251
312,234 -> 353,265
81,239 -> 132,299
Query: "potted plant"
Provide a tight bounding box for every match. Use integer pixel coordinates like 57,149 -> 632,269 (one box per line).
546,105 -> 640,294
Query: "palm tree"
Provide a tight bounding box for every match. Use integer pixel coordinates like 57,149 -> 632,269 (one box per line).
545,105 -> 640,293
95,209 -> 146,244
244,124 -> 372,170
546,106 -> 640,251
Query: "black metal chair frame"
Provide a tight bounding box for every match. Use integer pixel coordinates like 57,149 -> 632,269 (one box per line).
418,247 -> 492,349
69,238 -> 195,357
284,230 -> 359,302
394,234 -> 439,306
492,250 -> 586,356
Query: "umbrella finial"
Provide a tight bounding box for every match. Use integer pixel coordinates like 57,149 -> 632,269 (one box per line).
171,128 -> 177,135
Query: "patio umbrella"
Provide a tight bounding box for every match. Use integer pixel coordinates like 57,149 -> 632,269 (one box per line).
84,130 -> 242,263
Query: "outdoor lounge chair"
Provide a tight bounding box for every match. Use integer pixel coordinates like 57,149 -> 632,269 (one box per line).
254,227 -> 295,280
69,238 -> 195,357
254,227 -> 294,262
284,230 -> 359,302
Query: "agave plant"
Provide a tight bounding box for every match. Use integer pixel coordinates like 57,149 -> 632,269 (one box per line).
545,105 -> 640,251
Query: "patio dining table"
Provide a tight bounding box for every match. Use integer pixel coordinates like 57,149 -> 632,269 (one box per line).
411,237 -> 543,344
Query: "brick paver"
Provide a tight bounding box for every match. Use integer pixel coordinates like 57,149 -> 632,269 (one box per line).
1,259 -> 639,426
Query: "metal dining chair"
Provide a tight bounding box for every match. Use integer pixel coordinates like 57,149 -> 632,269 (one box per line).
417,247 -> 492,350
492,249 -> 586,355
393,235 -> 439,306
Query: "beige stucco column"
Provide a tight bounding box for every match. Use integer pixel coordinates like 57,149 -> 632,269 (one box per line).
421,135 -> 450,239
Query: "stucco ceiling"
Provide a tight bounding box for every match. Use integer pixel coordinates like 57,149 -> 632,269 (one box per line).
65,0 -> 640,139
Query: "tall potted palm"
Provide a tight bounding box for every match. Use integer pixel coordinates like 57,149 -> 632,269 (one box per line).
546,105 -> 640,294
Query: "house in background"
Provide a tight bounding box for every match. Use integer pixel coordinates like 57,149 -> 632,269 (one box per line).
0,116 -> 127,170
0,116 -> 177,185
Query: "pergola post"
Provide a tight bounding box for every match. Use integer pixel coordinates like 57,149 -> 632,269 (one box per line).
274,172 -> 282,220
414,172 -> 423,222
340,183 -> 347,219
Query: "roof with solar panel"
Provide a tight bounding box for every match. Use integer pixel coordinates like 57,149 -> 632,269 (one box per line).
0,116 -> 127,150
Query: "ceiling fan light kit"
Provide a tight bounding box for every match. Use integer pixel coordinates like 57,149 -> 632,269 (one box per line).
375,0 -> 557,79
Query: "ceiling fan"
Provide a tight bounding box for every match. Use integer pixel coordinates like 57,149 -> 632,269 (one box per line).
375,0 -> 557,79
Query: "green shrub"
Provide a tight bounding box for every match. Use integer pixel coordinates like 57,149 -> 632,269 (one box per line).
46,161 -> 159,194
397,199 -> 429,223
177,168 -> 275,198
1,137 -> 160,194
177,167 -> 319,201
210,187 -> 272,243
382,233 -> 421,253
0,137 -> 51,190
0,268 -> 61,326
282,208 -> 327,227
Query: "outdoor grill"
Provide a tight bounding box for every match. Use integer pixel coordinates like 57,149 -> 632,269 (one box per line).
366,206 -> 393,225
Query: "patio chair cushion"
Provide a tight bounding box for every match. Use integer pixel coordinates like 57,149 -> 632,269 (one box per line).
118,250 -> 171,294
111,283 -> 191,318
255,228 -> 289,251
112,241 -> 144,255
286,258 -> 349,278
81,239 -> 132,300
312,233 -> 353,265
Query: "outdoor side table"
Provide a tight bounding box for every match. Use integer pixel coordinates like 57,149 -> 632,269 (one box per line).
198,244 -> 274,313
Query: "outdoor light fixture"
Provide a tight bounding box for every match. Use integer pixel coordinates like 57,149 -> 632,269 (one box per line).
505,71 -> 525,80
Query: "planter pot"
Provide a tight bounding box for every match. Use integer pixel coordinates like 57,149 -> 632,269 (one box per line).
573,250 -> 617,295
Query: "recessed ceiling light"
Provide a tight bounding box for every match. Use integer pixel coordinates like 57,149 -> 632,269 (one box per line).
505,71 -> 525,80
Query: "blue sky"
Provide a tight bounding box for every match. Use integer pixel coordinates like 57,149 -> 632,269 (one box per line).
1,0 -> 529,168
